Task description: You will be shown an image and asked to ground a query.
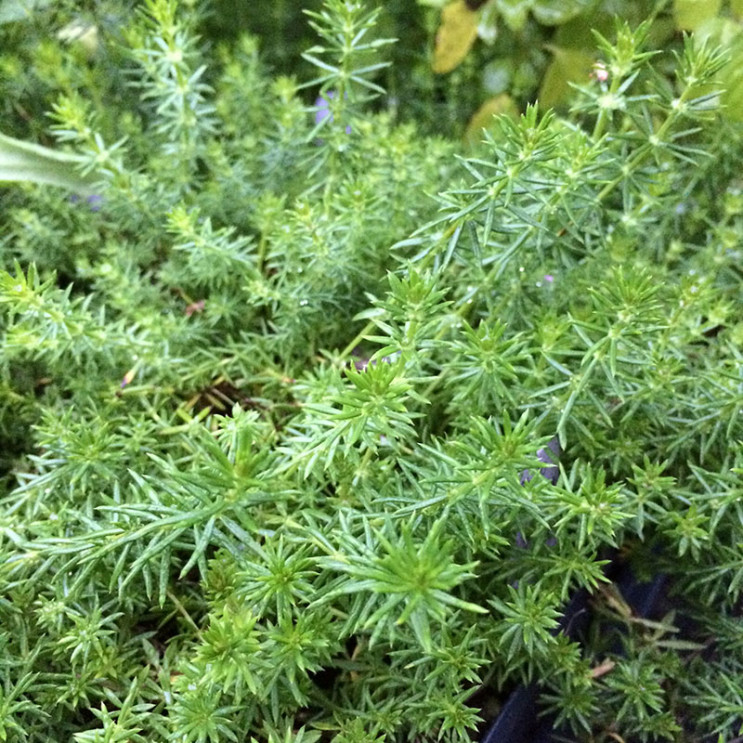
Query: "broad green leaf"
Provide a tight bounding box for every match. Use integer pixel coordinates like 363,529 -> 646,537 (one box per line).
497,0 -> 532,32
0,132 -> 98,192
538,45 -> 594,109
532,0 -> 594,26
673,0 -> 722,31
694,18 -> 743,122
432,0 -> 479,74
552,12 -> 603,48
719,36 -> 743,121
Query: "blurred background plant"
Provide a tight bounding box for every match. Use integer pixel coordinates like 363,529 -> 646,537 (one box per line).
3,0 -> 743,149
200,0 -> 743,140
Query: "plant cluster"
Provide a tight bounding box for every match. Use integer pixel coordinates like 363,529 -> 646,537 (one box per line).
1,1 -> 743,742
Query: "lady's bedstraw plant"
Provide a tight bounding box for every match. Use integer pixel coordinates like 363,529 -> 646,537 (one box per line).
1,1 -> 743,741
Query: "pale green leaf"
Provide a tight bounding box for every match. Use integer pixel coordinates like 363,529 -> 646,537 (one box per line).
538,45 -> 595,109
0,132 -> 98,192
674,0 -> 723,31
532,0 -> 594,26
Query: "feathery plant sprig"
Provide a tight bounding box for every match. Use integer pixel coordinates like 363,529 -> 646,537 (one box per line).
302,1 -> 394,138
1,1 -> 743,741
127,0 -> 217,178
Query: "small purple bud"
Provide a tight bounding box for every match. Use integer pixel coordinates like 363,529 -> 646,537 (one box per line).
520,436 -> 561,486
315,91 -> 352,134
536,437 -> 561,485
544,274 -> 554,283
516,436 -> 561,551
351,350 -> 401,372
86,194 -> 103,212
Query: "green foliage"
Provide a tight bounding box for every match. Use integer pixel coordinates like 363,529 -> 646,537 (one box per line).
1,1 -> 743,742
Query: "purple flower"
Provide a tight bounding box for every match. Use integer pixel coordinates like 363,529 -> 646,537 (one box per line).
86,194 -> 103,212
519,436 -> 561,486
351,349 -> 401,371
516,437 -> 561,550
315,91 -> 352,134
68,193 -> 104,212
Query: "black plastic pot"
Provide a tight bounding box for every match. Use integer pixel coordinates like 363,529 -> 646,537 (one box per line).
480,569 -> 667,742
479,438 -> 668,743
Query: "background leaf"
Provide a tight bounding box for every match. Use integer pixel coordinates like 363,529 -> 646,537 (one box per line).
497,0 -> 533,32
0,0 -> 52,25
0,132 -> 98,192
464,93 -> 519,145
532,0 -> 594,26
673,0 -> 723,31
694,17 -> 743,122
433,0 -> 480,73
538,45 -> 595,109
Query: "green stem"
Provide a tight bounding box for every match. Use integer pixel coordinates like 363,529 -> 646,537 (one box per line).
339,320 -> 376,361
167,589 -> 203,639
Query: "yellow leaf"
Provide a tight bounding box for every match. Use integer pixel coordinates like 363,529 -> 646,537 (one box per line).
433,0 -> 479,74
